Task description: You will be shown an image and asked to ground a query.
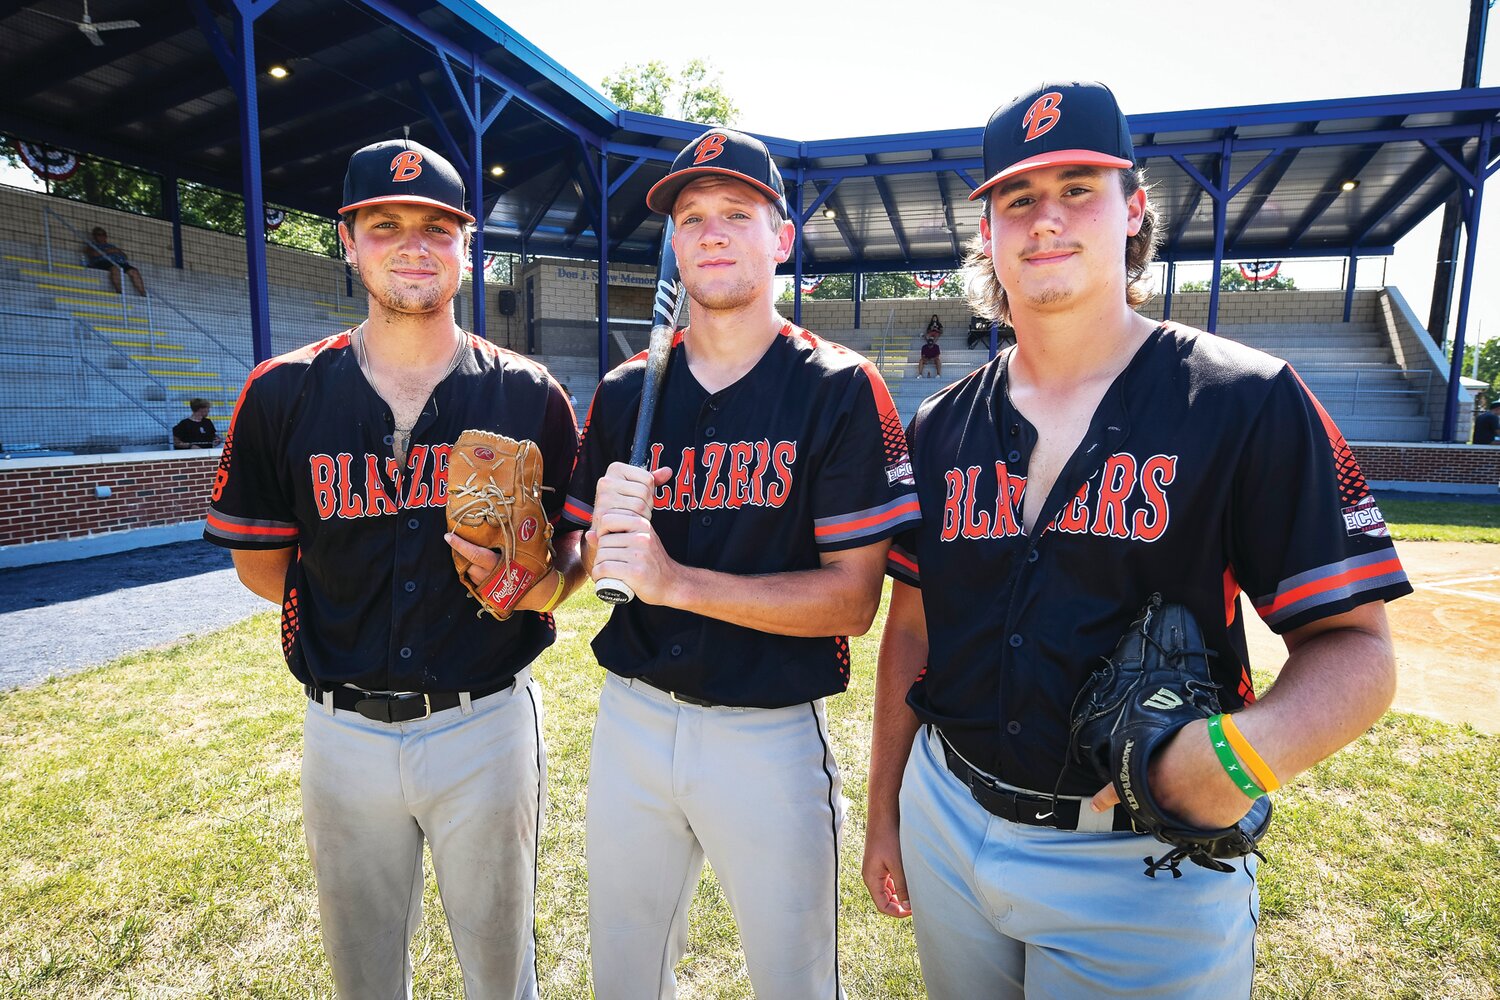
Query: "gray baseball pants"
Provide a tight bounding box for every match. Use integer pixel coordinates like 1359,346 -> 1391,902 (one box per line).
586,672 -> 847,1000
300,668 -> 544,1000
899,725 -> 1259,999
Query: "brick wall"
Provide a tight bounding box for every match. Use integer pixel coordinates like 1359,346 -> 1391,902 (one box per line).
0,451 -> 217,547
1352,443 -> 1500,487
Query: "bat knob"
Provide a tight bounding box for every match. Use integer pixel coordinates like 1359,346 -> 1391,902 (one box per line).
594,577 -> 636,605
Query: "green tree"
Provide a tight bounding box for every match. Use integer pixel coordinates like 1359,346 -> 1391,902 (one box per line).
778,270 -> 966,302
1457,334 -> 1500,401
1180,263 -> 1297,292
602,59 -> 737,125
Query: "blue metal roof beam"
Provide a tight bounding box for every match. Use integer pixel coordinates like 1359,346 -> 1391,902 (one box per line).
1395,143 -> 1500,239
869,159 -> 912,260
353,0 -> 604,147
818,184 -> 862,257
1283,133 -> 1398,246
1224,124 -> 1318,249
1352,153 -> 1450,244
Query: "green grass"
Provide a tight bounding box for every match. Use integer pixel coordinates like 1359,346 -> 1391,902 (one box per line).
3,589 -> 1498,998
1381,499 -> 1500,544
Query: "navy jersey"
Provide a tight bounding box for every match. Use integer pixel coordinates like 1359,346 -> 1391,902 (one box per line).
888,324 -> 1411,795
205,330 -> 579,693
561,322 -> 920,709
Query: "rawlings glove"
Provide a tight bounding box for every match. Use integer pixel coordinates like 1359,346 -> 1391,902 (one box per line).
1068,593 -> 1272,878
445,430 -> 554,620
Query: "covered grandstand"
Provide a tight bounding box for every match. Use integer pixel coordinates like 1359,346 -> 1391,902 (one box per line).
0,0 -> 1497,559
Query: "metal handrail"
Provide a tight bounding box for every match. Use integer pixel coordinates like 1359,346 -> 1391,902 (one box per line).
79,357 -> 174,437
875,307 -> 896,371
39,204 -> 253,375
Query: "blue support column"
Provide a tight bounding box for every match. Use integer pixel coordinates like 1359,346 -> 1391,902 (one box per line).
852,271 -> 862,330
597,149 -> 610,379
1443,160 -> 1489,440
1162,261 -> 1175,320
163,174 -> 183,270
469,75 -> 486,341
1208,141 -> 1231,333
1342,253 -> 1358,323
232,0 -> 274,364
792,166 -> 804,327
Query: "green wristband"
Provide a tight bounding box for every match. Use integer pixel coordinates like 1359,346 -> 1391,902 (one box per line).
1207,714 -> 1265,800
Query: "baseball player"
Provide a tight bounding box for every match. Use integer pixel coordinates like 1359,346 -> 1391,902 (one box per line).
861,81 -> 1412,998
205,138 -> 581,998
559,128 -> 919,999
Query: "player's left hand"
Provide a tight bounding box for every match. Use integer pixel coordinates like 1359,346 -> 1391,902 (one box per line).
444,531 -> 560,613
587,513 -> 680,606
1089,718 -> 1253,828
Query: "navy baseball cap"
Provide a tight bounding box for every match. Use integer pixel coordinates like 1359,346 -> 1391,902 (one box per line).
339,138 -> 475,223
969,81 -> 1135,202
646,128 -> 787,215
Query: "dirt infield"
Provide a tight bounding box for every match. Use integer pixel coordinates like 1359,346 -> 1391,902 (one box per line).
1244,540 -> 1499,734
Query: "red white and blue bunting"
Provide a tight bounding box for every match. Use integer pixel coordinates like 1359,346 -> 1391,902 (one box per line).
1238,260 -> 1281,282
15,140 -> 79,181
913,270 -> 950,290
799,274 -> 824,294
264,207 -> 286,231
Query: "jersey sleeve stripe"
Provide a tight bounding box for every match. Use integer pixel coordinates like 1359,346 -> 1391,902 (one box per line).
813,496 -> 921,543
887,545 -> 919,578
562,497 -> 594,525
204,510 -> 299,543
1252,551 -> 1408,627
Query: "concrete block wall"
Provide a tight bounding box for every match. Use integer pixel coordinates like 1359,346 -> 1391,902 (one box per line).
0,451 -> 217,546
1375,288 -> 1460,442
788,297 -> 971,335
1139,289 -> 1379,327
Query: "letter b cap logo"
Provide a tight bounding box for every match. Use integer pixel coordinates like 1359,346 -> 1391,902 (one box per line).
693,133 -> 727,164
1022,92 -> 1064,141
389,150 -> 424,182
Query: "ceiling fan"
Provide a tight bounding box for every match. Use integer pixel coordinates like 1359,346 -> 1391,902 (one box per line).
32,1 -> 140,47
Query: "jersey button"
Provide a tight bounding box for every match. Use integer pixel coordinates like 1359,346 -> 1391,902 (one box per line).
704,426 -> 716,438
404,581 -> 417,593
700,514 -> 713,526
1009,634 -> 1023,648
1007,449 -> 1022,464
399,646 -> 413,659
670,644 -> 684,657
383,434 -> 394,446
1010,423 -> 1020,436
1006,720 -> 1022,735
1027,549 -> 1039,563
407,517 -> 420,530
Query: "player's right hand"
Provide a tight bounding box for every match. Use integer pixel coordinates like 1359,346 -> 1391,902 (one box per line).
593,462 -> 672,533
860,818 -> 912,919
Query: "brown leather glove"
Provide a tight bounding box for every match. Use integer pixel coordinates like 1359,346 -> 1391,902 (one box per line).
446,430 -> 554,620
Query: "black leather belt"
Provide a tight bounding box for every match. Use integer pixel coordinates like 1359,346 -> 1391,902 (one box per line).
637,678 -> 719,708
306,676 -> 516,724
937,729 -> 1137,834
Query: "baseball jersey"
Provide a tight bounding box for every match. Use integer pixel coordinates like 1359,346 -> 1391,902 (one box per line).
887,323 -> 1411,795
204,330 -> 579,693
561,321 -> 920,709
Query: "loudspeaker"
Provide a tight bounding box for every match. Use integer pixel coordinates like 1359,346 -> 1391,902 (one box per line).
498,289 -> 518,316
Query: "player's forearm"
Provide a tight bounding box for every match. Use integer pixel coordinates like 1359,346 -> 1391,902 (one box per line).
1233,615 -> 1396,782
867,617 -> 927,829
231,548 -> 294,604
664,561 -> 882,637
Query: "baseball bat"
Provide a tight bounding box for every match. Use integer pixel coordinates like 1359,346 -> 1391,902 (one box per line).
594,217 -> 685,605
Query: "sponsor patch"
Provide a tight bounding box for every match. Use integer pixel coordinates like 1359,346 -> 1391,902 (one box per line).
1341,495 -> 1390,538
886,456 -> 915,486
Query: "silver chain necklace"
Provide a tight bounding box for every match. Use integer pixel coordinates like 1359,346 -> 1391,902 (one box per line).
354,322 -> 466,457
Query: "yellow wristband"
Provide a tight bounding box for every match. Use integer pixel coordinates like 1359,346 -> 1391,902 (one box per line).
538,570 -> 567,614
1219,713 -> 1280,793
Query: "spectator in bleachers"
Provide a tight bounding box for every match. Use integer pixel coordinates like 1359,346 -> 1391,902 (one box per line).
83,226 -> 147,296
172,398 -> 220,449
917,333 -> 942,378
926,314 -> 944,339
1474,401 -> 1500,445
